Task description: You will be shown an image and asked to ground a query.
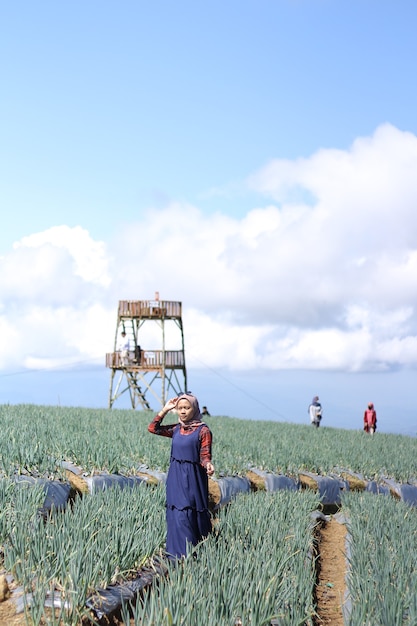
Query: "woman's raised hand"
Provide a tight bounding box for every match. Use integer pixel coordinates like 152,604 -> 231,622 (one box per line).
162,397 -> 178,414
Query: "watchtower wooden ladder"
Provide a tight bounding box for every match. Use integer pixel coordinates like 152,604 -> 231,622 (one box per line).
106,293 -> 188,410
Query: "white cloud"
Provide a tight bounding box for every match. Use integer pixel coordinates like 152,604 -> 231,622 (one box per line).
0,226 -> 113,369
14,225 -> 111,287
1,124 -> 417,374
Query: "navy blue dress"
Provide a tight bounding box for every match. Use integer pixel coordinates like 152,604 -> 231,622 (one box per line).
165,423 -> 212,559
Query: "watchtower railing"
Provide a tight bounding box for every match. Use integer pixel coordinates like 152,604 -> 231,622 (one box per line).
118,300 -> 182,319
106,349 -> 185,370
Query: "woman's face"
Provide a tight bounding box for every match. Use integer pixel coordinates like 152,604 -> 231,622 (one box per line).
177,398 -> 194,422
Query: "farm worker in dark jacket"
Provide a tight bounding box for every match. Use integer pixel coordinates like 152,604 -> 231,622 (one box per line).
363,402 -> 377,434
308,396 -> 323,427
148,393 -> 214,560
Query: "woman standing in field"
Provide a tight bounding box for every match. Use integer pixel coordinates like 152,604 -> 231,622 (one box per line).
148,393 -> 214,560
363,402 -> 377,434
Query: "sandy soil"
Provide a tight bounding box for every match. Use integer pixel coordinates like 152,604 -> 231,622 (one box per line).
314,517 -> 348,625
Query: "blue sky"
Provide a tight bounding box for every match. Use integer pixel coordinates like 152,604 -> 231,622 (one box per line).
1,1 -> 417,436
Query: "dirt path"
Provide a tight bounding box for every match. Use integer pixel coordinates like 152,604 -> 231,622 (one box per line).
314,516 -> 348,625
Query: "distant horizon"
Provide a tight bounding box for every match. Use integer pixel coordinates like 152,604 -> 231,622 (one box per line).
1,365 -> 415,439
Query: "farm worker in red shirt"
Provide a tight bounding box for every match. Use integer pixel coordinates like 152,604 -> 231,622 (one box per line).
363,402 -> 377,435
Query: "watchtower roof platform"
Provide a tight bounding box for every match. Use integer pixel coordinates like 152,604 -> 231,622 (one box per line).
118,299 -> 182,320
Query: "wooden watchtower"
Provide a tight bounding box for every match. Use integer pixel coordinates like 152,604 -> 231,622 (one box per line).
106,293 -> 187,410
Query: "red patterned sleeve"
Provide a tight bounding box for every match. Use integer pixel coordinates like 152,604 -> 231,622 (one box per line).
148,414 -> 176,438
199,424 -> 213,467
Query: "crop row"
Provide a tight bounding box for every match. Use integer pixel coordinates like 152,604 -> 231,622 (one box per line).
0,404 -> 416,625
342,491 -> 417,625
2,473 -> 417,625
1,404 -> 416,482
0,475 -> 321,625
